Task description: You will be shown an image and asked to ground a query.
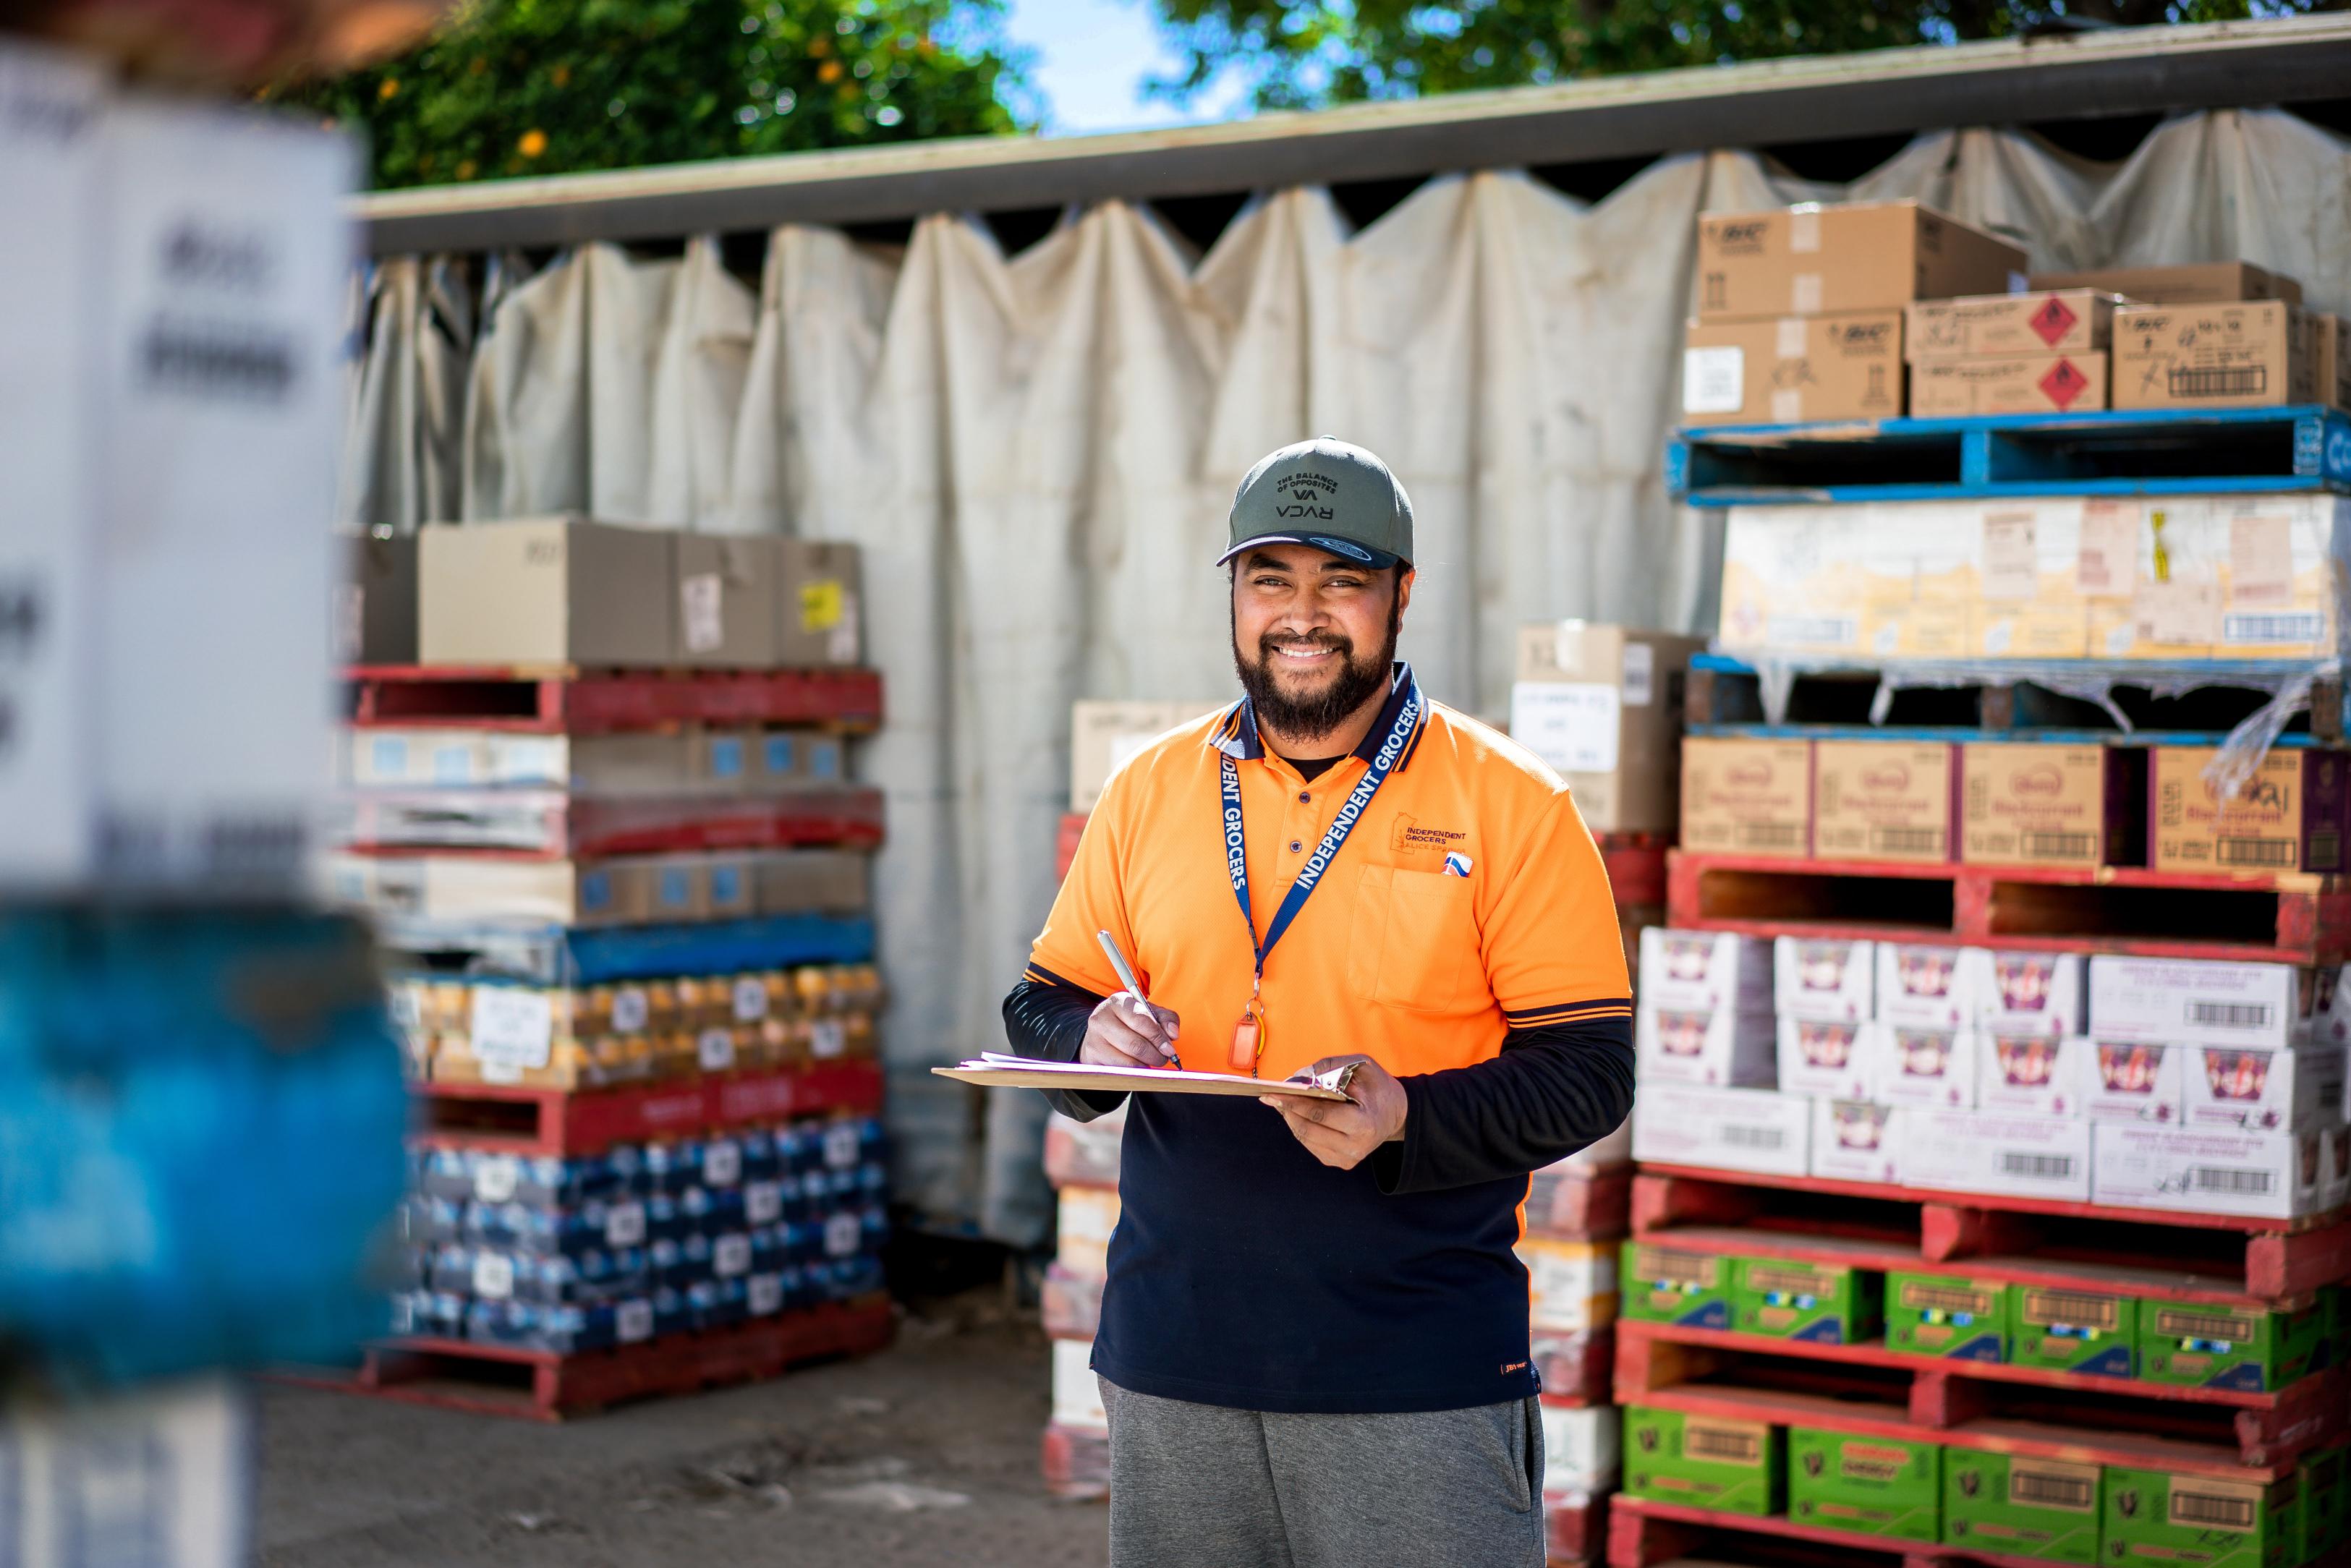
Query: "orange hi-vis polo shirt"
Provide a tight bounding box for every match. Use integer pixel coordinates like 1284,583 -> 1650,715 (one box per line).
1018,662 -> 1634,1414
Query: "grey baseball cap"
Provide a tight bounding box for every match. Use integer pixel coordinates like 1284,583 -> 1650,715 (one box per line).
1217,436 -> 1414,569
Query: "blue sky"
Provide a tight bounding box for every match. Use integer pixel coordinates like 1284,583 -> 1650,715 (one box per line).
998,0 -> 1252,133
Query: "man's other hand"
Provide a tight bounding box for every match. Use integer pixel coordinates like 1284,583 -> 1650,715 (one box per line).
1262,1054 -> 1407,1169
1080,992 -> 1181,1069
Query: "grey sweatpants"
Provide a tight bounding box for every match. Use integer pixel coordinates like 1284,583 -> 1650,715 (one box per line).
1099,1376 -> 1547,1568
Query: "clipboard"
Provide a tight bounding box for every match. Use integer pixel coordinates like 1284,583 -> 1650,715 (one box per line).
932,1052 -> 1355,1102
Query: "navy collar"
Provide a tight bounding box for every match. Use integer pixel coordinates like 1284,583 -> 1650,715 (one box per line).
1211,661 -> 1424,770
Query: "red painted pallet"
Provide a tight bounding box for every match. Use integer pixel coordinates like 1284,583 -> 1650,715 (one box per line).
1057,812 -> 1088,883
339,788 -> 885,858
1041,1421 -> 1109,1501
1599,833 -> 1671,909
281,1295 -> 893,1422
1535,1329 -> 1615,1406
1636,1167 -> 2351,1300
1667,848 -> 2351,965
346,665 -> 885,734
1547,1488 -> 1606,1567
1531,1167 -> 1633,1241
1615,1318 -> 2344,1470
411,1059 -> 884,1156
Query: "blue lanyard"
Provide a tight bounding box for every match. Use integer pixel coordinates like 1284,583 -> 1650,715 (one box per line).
1220,674 -> 1421,986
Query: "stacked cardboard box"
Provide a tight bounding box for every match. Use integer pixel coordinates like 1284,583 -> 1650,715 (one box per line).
1040,1107 -> 1123,1500
1907,290 -> 2121,416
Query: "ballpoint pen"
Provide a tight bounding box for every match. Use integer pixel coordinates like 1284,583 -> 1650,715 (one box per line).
1096,929 -> 1177,1065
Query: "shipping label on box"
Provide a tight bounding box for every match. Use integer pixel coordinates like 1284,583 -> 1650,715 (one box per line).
2153,746 -> 2350,877
1886,1271 -> 2007,1360
674,534 -> 776,668
1779,1018 -> 1876,1100
1620,1240 -> 1734,1329
1680,736 -> 1813,858
1910,353 -> 2108,417
1906,1109 -> 2093,1201
1775,934 -> 1875,1022
1638,928 -> 1774,1015
1631,1084 -> 1812,1176
1695,200 -> 2026,321
1521,1237 -> 1620,1332
2104,1467 -> 2294,1568
2090,957 -> 2303,1049
1869,1026 -> 1981,1109
1813,741 -> 1955,864
1981,950 -> 2088,1038
1944,1452 -> 2103,1566
1876,943 -> 1987,1029
1636,1005 -> 1776,1088
1811,1097 -> 1904,1183
2142,1299 -> 2326,1393
2115,302 -> 2313,410
2185,1046 -> 2344,1133
1680,311 -> 1904,426
2031,262 -> 2303,307
2080,499 -> 2219,660
1978,1033 -> 2088,1117
1733,1257 -> 1880,1343
773,540 -> 864,666
1717,506 -> 1871,657
1962,743 -> 2140,869
1788,1428 -> 1941,1542
2081,1039 -> 2186,1124
2210,496 -> 2345,660
2012,1282 -> 2138,1376
1623,1406 -> 1785,1516
1908,291 -> 2120,361
2093,1124 -> 2329,1220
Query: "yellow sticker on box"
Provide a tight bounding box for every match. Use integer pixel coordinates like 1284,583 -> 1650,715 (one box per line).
799,579 -> 846,631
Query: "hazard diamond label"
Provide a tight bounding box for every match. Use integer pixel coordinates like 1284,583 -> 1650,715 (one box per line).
2038,357 -> 2090,410
2030,295 -> 2080,347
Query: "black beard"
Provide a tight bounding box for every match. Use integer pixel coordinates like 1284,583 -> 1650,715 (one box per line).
1231,592 -> 1403,746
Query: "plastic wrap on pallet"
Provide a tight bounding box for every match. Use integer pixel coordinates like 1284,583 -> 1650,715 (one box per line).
1043,1104 -> 1126,1189
1040,1420 -> 1110,1501
1041,1262 -> 1105,1341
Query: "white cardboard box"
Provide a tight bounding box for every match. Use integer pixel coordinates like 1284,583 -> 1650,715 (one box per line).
1905,1109 -> 2093,1201
1977,950 -> 2087,1038
1520,1237 -> 1619,1332
1874,943 -> 1988,1029
1811,1099 -> 1905,1184
1563,1114 -> 1633,1171
2079,1039 -> 2187,1125
2091,1124 -> 2329,1219
2,1376 -> 250,1568
2181,1045 -> 2346,1134
1631,1085 -> 1811,1177
1774,935 -> 1875,1022
2088,956 -> 2300,1049
1050,1337 -> 1108,1432
1541,1403 -> 1622,1494
1977,1033 -> 2088,1117
1775,1016 -> 1875,1100
1868,1026 -> 1981,1110
1636,1005 -> 1777,1088
1638,929 -> 1775,1015
2301,967 -> 2351,1047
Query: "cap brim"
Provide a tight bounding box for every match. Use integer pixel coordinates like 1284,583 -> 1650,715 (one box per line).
1216,532 -> 1403,570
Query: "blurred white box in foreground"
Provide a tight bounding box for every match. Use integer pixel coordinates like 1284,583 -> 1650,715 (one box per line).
1,1378 -> 250,1568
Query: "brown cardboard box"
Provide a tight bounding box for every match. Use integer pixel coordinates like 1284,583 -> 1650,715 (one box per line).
2028,262 -> 2302,307
774,540 -> 864,667
755,848 -> 870,913
1681,312 -> 1905,426
1071,699 -> 1221,812
2113,302 -> 2313,410
2314,313 -> 2350,410
339,529 -> 417,665
1680,736 -> 1811,858
2151,747 -> 2351,876
674,535 -> 776,668
1960,743 -> 2146,869
1696,201 -> 2027,322
418,516 -> 675,668
1910,353 -> 2108,417
1508,622 -> 1705,834
1812,741 -> 1955,864
422,856 -> 653,926
1906,291 -> 2120,362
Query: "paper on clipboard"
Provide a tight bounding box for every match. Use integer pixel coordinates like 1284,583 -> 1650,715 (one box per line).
933,1053 -> 1355,1102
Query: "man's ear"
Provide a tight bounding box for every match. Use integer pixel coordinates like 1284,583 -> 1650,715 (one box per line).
1395,566 -> 1416,618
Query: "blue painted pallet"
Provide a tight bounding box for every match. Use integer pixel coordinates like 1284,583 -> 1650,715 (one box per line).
1686,723 -> 2328,749
380,911 -> 876,986
1667,404 -> 2351,506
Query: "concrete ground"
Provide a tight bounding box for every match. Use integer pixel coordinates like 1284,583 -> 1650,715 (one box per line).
256,1287 -> 1107,1568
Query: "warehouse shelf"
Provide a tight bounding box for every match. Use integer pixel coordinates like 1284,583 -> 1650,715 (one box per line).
411,1059 -> 884,1157
379,911 -> 875,986
337,786 -> 885,858
344,664 -> 884,733
1666,404 -> 2351,506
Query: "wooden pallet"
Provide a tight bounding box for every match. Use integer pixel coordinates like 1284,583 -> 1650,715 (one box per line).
1057,812 -> 1088,883
1600,835 -> 1671,908
1666,849 -> 2350,965
346,665 -> 885,734
378,911 -> 875,987
340,787 -> 885,858
1548,1489 -> 1606,1567
1040,1421 -> 1109,1501
411,1059 -> 883,1156
281,1293 -> 893,1421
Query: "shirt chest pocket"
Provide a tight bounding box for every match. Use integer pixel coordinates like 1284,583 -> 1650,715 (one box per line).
1346,864 -> 1481,1015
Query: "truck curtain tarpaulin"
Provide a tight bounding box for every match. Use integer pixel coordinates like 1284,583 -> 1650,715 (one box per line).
341,92 -> 2351,1248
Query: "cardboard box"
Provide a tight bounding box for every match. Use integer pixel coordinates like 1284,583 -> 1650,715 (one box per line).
1812,741 -> 1955,864
1055,1185 -> 1121,1277
1943,1452 -> 2103,1566
420,517 -> 676,668
1733,1256 -> 1880,1342
2103,1467 -> 2294,1568
2151,746 -> 2351,877
1716,505 -> 1871,658
1978,1033 -> 2089,1117
705,853 -> 757,917
2089,958 -> 2303,1049
2316,313 -> 2351,410
2185,1046 -> 2344,1133
773,540 -> 864,666
340,529 -> 419,664
423,856 -> 653,926
1638,929 -> 1774,1015
0,1373 -> 253,1568
1885,1271 -> 2007,1360
2114,302 -> 2313,410
756,848 -> 869,913
1908,290 -> 2120,361
1961,743 -> 2143,870
1631,1085 -> 1811,1177
1620,1240 -> 1735,1329
1635,1005 -> 1776,1088
1876,943 -> 1988,1030
1905,1109 -> 2093,1201
1071,699 -> 1217,814
1542,1404 -> 1623,1491
1779,1018 -> 1875,1100
1680,311 -> 1905,426
2012,1283 -> 2138,1376
2142,1299 -> 2326,1393
2214,497 -> 2350,660
1811,1097 -> 1904,1183
1861,503 -> 1978,659
1869,1026 -> 1981,1110
1522,1237 -> 1620,1332
672,535 -> 775,668
1050,1337 -> 1107,1432
1980,951 -> 2088,1039
1971,499 -> 2093,660
1911,353 -> 2108,416
2082,1040 -> 2186,1125
2298,1446 -> 2346,1560
2093,1125 -> 2330,1220
1680,737 -> 1812,858
1775,935 -> 1876,1022
1510,622 -> 1704,833
1623,1406 -> 1785,1516
755,728 -> 847,786
1695,200 -> 2027,321
1787,1428 -> 1940,1541
2030,261 -> 2302,307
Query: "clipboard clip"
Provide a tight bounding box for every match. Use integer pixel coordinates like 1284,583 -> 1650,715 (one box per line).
1293,1060 -> 1361,1097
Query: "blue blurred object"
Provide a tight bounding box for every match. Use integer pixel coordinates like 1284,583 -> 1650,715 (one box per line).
0,908 -> 408,1386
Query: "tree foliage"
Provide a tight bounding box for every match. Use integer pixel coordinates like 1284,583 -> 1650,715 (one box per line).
1141,0 -> 2339,113
273,0 -> 1032,189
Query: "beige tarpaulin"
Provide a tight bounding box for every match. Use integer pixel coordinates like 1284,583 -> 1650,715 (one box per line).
339,109 -> 2351,1243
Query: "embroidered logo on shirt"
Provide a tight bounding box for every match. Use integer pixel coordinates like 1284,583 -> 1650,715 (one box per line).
1391,813 -> 1468,854
1443,852 -> 1474,878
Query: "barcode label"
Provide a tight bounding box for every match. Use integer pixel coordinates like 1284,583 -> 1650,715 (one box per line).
2188,1001 -> 2274,1028
2170,1490 -> 2258,1530
2023,832 -> 2093,859
2002,1152 -> 2073,1179
2216,838 -> 2294,868
2012,1467 -> 2097,1512
1721,1125 -> 1786,1150
1686,1426 -> 1762,1464
2191,1166 -> 2275,1195
1871,827 -> 1945,853
2169,365 -> 2267,398
1767,615 -> 1858,647
1733,821 -> 1803,848
2021,1290 -> 2121,1331
2222,612 -> 2324,644
2152,1307 -> 2256,1342
1900,1282 -> 1998,1316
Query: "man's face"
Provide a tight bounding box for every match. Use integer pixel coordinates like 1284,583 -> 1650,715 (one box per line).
1230,543 -> 1413,743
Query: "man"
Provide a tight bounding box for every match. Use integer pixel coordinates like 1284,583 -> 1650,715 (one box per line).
1002,436 -> 1634,1568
